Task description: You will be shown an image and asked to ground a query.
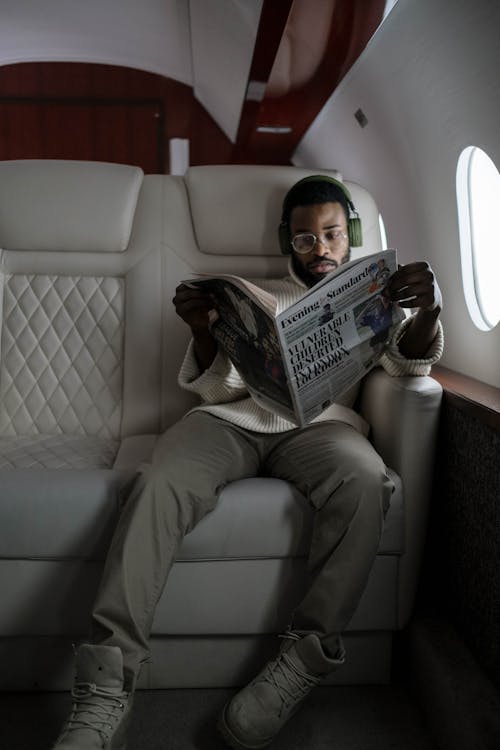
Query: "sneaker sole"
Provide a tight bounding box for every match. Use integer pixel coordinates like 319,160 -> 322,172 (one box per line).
217,701 -> 273,750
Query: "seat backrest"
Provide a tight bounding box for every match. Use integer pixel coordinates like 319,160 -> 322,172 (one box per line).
159,164 -> 384,429
0,160 -> 164,441
0,162 -> 384,439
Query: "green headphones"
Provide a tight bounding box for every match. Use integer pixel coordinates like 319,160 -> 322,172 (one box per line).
278,175 -> 363,254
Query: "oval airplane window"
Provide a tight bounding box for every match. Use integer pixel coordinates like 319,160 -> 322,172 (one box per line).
456,146 -> 500,330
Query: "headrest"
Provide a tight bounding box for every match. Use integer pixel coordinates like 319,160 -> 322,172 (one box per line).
183,165 -> 382,259
0,160 -> 143,253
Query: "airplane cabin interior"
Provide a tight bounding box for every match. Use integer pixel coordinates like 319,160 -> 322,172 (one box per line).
0,2 -> 498,750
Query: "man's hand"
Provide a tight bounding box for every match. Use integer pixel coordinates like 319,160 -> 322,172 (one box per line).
386,262 -> 442,313
173,283 -> 218,371
173,283 -> 217,333
385,262 -> 442,359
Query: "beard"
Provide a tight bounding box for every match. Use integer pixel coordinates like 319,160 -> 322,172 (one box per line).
292,248 -> 351,288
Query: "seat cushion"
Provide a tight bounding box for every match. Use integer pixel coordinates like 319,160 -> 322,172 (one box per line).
0,473 -> 403,561
0,435 -> 117,469
0,467 -> 136,560
179,472 -> 404,560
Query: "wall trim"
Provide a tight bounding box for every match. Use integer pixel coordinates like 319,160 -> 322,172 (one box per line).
432,366 -> 500,433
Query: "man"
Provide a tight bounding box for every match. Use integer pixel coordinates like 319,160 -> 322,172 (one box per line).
51,176 -> 443,750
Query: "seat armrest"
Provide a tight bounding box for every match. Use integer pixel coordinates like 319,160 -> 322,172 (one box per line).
360,367 -> 443,474
359,367 -> 443,627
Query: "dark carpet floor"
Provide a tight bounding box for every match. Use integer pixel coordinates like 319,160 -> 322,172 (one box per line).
1,682 -> 438,750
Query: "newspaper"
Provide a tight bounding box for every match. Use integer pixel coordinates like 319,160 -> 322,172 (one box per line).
184,249 -> 405,426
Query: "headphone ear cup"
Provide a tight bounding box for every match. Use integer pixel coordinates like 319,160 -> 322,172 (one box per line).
348,217 -> 363,247
279,222 -> 292,254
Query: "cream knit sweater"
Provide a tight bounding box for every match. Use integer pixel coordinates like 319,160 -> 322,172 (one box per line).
178,263 -> 444,435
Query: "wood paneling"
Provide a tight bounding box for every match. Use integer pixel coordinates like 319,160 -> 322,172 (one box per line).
0,99 -> 163,172
0,63 -> 234,172
432,365 -> 500,433
0,2 -> 386,170
234,0 -> 386,165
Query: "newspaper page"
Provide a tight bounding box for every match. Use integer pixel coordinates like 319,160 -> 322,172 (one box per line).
184,249 -> 404,425
275,249 -> 404,425
184,276 -> 299,422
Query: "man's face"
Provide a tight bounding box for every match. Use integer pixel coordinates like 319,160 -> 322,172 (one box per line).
290,202 -> 350,288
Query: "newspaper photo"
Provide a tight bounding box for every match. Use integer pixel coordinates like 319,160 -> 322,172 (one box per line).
184,249 -> 405,426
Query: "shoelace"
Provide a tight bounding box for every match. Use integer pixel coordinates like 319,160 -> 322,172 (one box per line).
64,682 -> 127,742
278,631 -> 301,645
260,649 -> 320,713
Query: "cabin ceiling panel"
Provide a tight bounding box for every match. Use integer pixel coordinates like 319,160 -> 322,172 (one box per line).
0,0 -> 193,85
0,0 -> 387,163
189,0 -> 264,143
233,0 -> 386,164
265,0 -> 336,97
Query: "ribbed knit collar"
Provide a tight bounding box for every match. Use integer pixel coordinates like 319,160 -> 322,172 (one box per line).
287,257 -> 309,289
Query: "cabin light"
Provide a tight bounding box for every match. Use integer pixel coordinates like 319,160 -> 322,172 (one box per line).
169,138 -> 190,176
246,80 -> 267,101
256,126 -> 293,134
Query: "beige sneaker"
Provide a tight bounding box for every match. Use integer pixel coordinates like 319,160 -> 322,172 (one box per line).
218,632 -> 344,749
52,644 -> 131,750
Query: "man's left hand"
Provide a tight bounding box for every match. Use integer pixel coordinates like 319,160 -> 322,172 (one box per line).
386,261 -> 442,313
385,261 -> 442,359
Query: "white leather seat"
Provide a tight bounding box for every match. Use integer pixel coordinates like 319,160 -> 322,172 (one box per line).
0,160 -> 163,687
0,161 -> 442,690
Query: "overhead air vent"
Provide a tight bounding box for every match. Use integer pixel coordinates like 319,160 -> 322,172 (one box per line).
354,108 -> 368,128
256,126 -> 292,134
246,80 -> 267,102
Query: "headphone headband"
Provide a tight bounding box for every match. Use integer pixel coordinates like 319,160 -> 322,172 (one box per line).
285,175 -> 353,203
279,174 -> 363,253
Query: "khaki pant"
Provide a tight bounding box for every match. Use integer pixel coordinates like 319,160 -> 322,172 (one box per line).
91,412 -> 394,688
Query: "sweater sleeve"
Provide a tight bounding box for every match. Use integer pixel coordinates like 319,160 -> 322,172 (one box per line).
379,314 -> 444,376
178,339 -> 249,404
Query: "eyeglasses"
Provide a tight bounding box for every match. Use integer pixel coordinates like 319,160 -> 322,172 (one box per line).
291,230 -> 348,255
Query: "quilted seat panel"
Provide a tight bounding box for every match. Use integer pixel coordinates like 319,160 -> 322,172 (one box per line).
0,273 -> 124,438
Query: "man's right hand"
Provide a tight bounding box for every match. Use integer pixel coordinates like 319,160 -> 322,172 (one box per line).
173,283 -> 218,370
173,283 -> 217,334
